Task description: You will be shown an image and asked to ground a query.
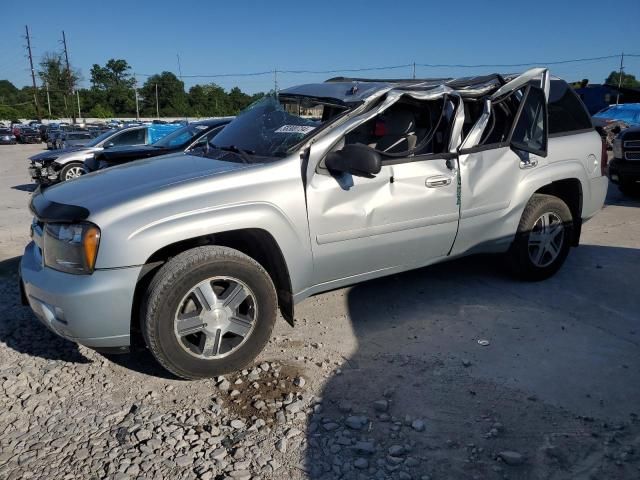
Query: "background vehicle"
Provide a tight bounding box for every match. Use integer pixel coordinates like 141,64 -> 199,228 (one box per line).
29,123 -> 181,184
21,69 -> 608,379
0,128 -> 17,144
17,127 -> 41,144
56,131 -> 94,149
610,126 -> 640,195
593,103 -> 640,127
84,118 -> 232,172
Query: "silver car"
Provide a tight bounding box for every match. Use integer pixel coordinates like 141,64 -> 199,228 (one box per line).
21,68 -> 608,379
29,125 -> 169,184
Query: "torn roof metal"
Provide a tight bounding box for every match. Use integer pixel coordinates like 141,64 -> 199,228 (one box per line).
279,72 -> 530,103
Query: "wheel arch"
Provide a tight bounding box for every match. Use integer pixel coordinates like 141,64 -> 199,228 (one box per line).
533,178 -> 583,246
130,228 -> 295,347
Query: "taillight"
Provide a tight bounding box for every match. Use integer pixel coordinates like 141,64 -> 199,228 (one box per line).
600,135 -> 608,176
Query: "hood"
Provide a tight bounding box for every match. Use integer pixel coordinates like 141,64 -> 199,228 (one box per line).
30,146 -> 98,162
40,152 -> 253,214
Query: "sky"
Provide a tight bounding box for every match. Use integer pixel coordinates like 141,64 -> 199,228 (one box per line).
2,0 -> 640,94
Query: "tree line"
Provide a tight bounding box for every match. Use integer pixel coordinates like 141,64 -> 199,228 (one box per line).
0,55 -> 265,121
1,54 -> 639,121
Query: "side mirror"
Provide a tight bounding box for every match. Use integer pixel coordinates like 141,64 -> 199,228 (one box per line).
104,141 -> 114,149
325,144 -> 382,178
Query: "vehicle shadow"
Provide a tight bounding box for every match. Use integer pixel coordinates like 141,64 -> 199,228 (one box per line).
304,245 -> 640,479
11,184 -> 37,192
0,256 -> 90,364
99,350 -> 182,381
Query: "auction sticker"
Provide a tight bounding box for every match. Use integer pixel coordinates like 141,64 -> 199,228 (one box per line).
274,125 -> 316,134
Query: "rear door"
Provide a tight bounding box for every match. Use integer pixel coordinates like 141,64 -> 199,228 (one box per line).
452,76 -> 549,256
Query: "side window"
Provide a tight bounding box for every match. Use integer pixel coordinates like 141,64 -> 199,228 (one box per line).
341,98 -> 452,161
548,80 -> 592,134
478,96 -> 519,146
511,86 -> 547,156
110,128 -> 146,146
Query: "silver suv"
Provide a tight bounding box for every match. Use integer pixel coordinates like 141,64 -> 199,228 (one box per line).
20,68 -> 608,379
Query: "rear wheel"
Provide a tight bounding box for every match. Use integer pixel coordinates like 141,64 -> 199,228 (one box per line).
142,246 -> 277,379
508,194 -> 573,281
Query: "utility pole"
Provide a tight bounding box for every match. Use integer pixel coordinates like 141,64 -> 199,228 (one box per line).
616,52 -> 624,105
133,74 -> 140,121
274,69 -> 278,93
61,31 -> 75,124
76,90 -> 81,121
155,83 -> 159,118
176,53 -> 187,121
45,82 -> 51,117
412,62 -> 416,79
25,25 -> 41,121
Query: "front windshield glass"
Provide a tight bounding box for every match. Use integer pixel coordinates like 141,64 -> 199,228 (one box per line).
153,123 -> 210,148
209,95 -> 347,158
86,129 -> 116,147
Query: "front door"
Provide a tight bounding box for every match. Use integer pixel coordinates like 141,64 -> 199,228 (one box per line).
306,150 -> 460,285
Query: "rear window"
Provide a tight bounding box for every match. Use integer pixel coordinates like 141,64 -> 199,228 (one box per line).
548,80 -> 593,135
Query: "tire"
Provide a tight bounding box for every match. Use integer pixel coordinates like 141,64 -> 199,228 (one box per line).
508,194 -> 573,281
619,180 -> 639,197
59,162 -> 86,182
141,246 -> 277,379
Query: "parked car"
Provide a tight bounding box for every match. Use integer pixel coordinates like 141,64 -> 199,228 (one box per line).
609,126 -> 640,195
17,127 -> 41,143
593,103 -> 640,127
592,104 -> 640,149
56,131 -> 94,149
28,123 -> 182,184
0,128 -> 17,145
84,118 -> 232,172
20,68 -> 608,379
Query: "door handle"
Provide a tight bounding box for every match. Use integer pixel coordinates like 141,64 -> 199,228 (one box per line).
425,175 -> 452,188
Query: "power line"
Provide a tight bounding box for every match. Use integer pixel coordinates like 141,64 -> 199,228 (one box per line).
132,53 -> 640,80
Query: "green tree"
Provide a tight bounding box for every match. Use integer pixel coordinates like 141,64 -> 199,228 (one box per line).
89,59 -> 135,116
605,71 -> 640,88
188,83 -> 231,117
139,72 -> 187,117
38,52 -> 80,119
88,103 -> 114,118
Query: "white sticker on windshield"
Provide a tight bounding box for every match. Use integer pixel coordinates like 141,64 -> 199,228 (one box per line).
274,125 -> 316,134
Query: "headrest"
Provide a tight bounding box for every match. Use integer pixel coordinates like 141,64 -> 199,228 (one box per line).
379,109 -> 415,136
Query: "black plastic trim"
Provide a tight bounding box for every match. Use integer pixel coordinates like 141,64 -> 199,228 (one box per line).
381,152 -> 457,166
29,189 -> 90,223
548,128 -> 595,139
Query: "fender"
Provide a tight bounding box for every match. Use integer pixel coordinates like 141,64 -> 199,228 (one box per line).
96,200 -> 313,297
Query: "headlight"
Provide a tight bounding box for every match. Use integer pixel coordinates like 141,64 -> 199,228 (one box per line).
613,138 -> 622,159
43,223 -> 101,274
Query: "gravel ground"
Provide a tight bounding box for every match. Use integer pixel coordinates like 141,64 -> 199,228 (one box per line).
1,144 -> 639,479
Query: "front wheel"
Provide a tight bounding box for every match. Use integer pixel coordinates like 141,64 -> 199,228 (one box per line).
508,194 -> 573,281
59,162 -> 86,181
142,246 -> 277,379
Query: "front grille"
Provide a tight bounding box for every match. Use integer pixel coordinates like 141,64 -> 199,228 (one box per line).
625,151 -> 640,161
624,140 -> 640,148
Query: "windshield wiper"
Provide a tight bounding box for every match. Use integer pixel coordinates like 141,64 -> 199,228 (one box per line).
211,144 -> 254,164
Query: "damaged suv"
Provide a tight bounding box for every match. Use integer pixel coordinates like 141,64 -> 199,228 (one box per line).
21,68 -> 607,379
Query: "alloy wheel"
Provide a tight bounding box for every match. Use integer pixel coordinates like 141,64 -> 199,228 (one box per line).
527,212 -> 565,268
173,276 -> 257,359
64,166 -> 85,180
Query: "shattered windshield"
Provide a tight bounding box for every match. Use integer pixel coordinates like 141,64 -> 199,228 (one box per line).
208,95 -> 346,159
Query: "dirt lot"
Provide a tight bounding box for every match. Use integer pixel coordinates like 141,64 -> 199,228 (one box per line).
0,143 -> 639,479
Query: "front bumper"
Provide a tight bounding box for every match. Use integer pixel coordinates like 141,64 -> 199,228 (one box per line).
20,241 -> 142,349
29,161 -> 59,183
608,158 -> 640,185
